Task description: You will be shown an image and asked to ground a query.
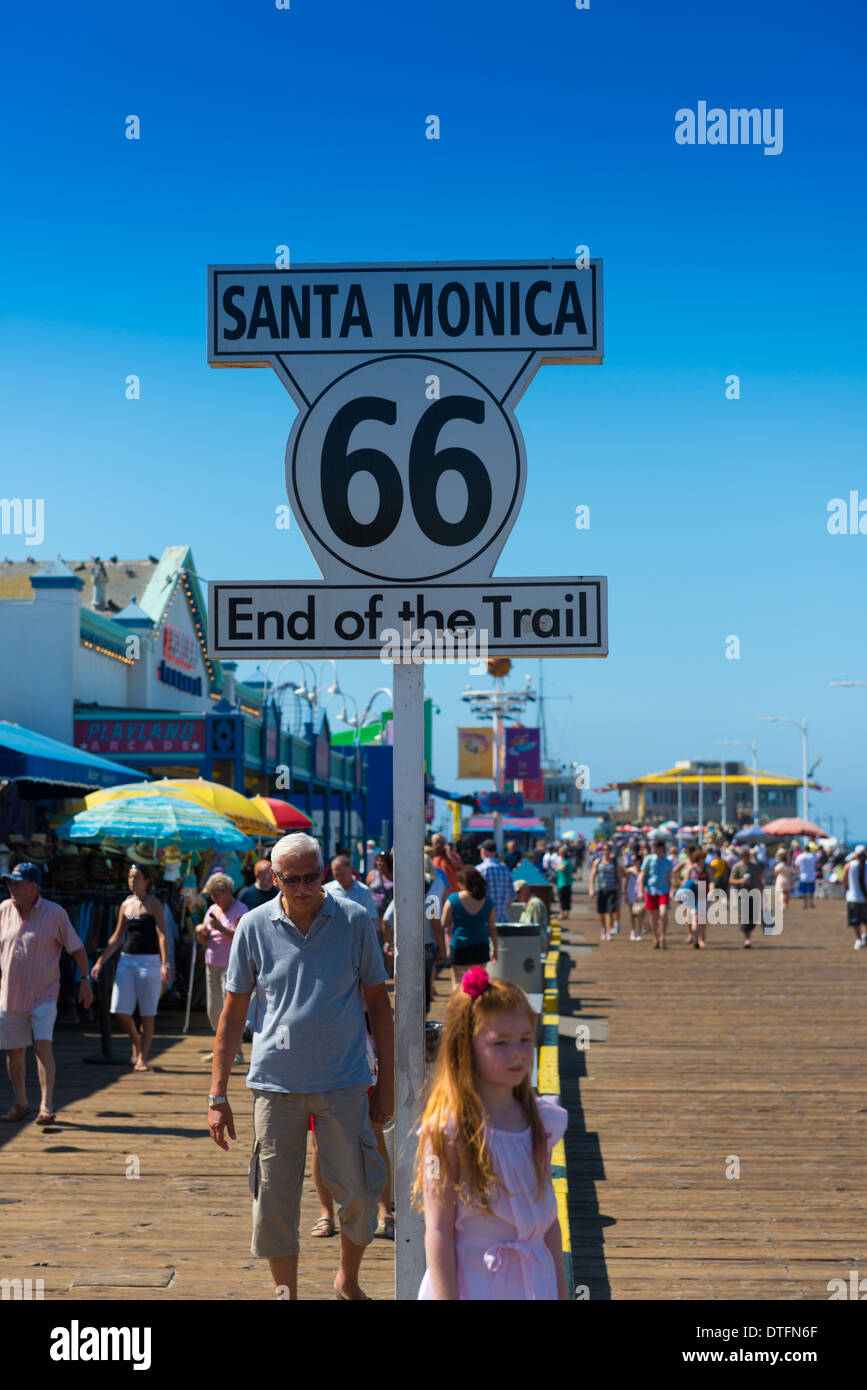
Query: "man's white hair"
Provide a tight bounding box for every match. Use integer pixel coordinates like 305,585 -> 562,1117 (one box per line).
270,833 -> 323,868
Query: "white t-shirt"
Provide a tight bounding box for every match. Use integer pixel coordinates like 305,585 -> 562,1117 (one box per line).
795,851 -> 816,883
845,859 -> 867,903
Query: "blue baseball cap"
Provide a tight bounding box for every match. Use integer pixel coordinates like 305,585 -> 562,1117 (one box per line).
2,862 -> 42,885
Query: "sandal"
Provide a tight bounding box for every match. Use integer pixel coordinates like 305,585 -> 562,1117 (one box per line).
374,1216 -> 395,1240
35,1111 -> 56,1126
311,1216 -> 336,1237
0,1102 -> 32,1122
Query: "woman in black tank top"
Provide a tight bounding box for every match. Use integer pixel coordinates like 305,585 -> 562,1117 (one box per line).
122,912 -> 160,955
92,865 -> 170,1070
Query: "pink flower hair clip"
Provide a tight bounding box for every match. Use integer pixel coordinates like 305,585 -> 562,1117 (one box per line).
462,966 -> 491,1000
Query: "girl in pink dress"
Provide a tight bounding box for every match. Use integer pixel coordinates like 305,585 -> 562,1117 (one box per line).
414,968 -> 569,1300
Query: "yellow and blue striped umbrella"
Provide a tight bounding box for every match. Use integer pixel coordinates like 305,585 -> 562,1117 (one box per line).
54,793 -> 254,851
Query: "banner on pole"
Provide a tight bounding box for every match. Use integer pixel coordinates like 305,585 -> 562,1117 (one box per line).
458,728 -> 494,779
519,776 -> 545,803
504,726 -> 541,780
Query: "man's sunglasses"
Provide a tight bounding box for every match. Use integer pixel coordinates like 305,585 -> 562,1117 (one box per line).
273,869 -> 323,887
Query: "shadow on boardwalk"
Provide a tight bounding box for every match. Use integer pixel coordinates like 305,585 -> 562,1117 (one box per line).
557,946 -> 613,1299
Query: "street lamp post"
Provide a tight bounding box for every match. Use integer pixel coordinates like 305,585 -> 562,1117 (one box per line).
719,740 -> 759,821
760,717 -> 809,822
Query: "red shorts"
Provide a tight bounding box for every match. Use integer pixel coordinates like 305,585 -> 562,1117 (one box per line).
644,892 -> 670,910
309,1083 -> 374,1133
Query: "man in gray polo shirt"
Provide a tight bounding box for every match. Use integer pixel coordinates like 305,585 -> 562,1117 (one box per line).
208,832 -> 394,1301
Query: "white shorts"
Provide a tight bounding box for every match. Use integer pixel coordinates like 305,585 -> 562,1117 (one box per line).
110,954 -> 163,1016
0,1000 -> 58,1049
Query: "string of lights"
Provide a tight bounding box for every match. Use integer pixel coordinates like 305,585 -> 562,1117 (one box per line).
81,637 -> 135,666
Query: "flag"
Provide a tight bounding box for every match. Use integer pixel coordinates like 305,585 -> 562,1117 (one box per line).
504,726 -> 541,780
458,727 -> 493,779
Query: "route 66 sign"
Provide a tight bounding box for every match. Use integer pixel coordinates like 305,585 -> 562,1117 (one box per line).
208,260 -> 602,584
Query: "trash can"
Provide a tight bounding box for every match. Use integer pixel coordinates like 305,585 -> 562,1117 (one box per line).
488,924 -> 544,995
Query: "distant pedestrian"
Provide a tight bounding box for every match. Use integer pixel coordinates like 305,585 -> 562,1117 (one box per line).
366,851 -> 394,918
503,839 -> 522,872
195,872 -> 247,1066
773,851 -> 792,909
589,844 -> 618,941
841,846 -> 867,949
0,863 -> 93,1124
92,865 -> 170,1072
326,854 -> 390,968
639,838 -> 673,949
795,844 -> 817,909
422,858 -> 447,1012
477,840 -> 516,922
441,866 -> 498,991
413,969 -> 568,1300
432,834 -> 463,895
624,852 -> 646,939
514,880 -> 548,933
729,847 -> 764,948
238,859 -> 279,911
554,851 -> 574,921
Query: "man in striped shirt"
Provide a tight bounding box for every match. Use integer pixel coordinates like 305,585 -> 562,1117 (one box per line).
477,840 -> 516,922
0,863 -> 93,1125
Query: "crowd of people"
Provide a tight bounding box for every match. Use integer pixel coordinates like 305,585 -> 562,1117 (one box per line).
576,832 -> 867,950
3,821 -> 864,1301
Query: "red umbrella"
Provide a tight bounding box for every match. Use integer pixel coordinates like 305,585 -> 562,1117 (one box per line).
253,795 -> 313,830
761,817 -> 825,838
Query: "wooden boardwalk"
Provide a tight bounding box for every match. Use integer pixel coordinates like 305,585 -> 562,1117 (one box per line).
558,878 -> 867,1299
3,885 -> 865,1302
0,976 -> 433,1302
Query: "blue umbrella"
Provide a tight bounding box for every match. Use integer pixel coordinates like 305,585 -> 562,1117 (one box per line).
734,824 -> 769,843
54,793 -> 254,851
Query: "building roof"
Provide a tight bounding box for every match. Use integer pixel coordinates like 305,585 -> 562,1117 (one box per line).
601,764 -> 819,790
0,554 -> 161,609
1,546 -> 266,710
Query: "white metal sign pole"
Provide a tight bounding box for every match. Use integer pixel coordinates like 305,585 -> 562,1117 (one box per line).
205,257 -> 606,1304
392,657 -> 426,1299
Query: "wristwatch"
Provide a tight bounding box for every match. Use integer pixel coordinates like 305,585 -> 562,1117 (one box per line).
208,1095 -> 228,1106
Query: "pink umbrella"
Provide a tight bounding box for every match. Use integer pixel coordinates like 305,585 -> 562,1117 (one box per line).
761,817 -> 825,838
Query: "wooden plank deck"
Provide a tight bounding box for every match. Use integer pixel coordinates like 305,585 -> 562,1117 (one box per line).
558,877 -> 867,1299
4,884 -> 864,1303
0,975 -> 453,1302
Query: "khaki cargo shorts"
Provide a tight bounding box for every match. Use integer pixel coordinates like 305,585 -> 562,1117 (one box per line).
248,1086 -> 386,1257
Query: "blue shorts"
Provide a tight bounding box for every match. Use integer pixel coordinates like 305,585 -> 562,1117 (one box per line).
799,880 -> 815,896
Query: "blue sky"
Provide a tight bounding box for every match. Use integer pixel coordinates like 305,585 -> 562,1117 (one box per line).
2,0 -> 865,836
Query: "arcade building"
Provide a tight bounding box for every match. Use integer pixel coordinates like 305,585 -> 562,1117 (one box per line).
0,547 -> 368,856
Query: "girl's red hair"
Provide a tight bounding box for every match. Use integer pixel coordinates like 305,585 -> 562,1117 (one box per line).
411,977 -> 547,1211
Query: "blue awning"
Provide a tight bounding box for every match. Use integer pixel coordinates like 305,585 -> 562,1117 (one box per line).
0,721 -> 148,795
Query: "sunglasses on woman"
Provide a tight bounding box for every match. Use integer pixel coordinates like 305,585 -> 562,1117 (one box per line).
273,869 -> 323,887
